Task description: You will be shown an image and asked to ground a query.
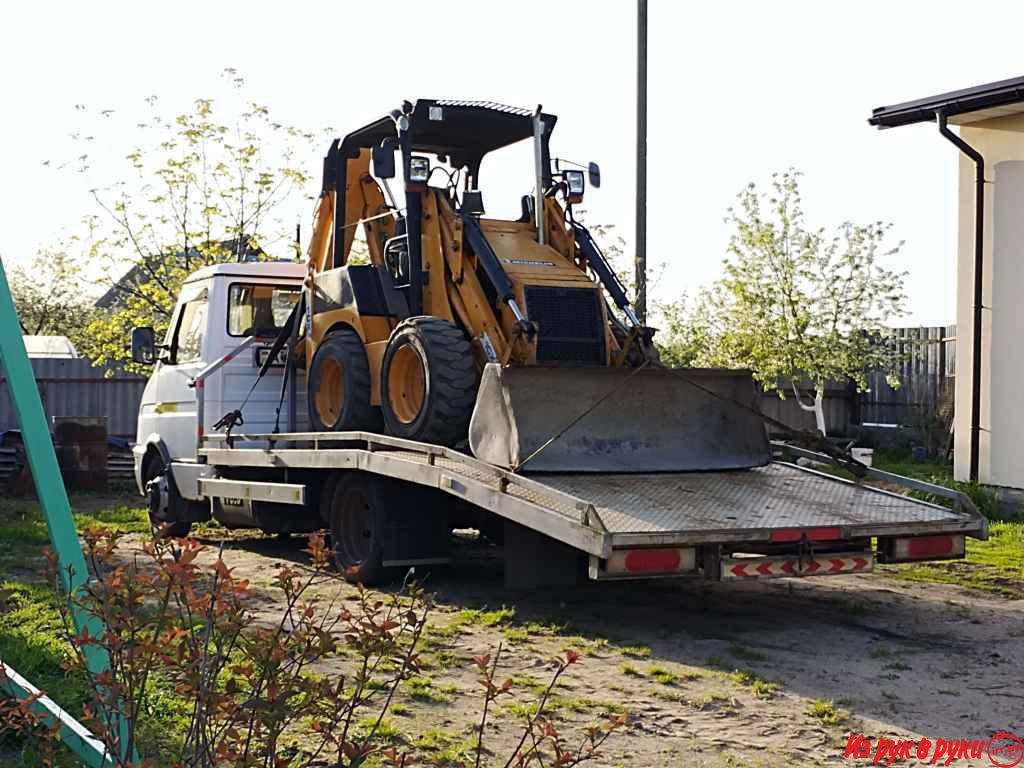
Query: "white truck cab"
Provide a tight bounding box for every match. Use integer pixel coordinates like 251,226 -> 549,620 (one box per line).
131,261 -> 307,531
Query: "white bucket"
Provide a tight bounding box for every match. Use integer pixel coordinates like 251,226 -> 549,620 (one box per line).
851,447 -> 874,467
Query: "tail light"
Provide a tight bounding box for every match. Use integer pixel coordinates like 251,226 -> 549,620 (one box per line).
881,534 -> 965,563
601,547 -> 696,577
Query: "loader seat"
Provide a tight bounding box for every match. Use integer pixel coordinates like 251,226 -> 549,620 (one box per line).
517,194 -> 534,223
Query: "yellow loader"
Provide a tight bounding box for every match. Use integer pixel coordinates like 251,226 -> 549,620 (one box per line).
301,99 -> 768,472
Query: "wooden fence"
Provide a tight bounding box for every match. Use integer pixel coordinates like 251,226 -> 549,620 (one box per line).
854,325 -> 956,427
758,326 -> 956,435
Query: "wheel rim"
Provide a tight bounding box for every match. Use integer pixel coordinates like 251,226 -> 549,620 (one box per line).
315,357 -> 345,428
335,486 -> 373,566
387,344 -> 426,425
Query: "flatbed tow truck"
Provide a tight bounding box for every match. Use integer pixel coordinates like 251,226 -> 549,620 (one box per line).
130,99 -> 987,588
129,261 -> 985,588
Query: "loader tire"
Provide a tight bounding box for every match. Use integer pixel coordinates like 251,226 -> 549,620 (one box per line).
381,317 -> 477,447
308,327 -> 381,433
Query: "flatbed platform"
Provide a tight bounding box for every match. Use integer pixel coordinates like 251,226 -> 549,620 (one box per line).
198,432 -> 986,568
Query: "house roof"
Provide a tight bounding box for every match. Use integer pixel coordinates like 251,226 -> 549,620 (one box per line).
94,238 -> 267,309
869,75 -> 1024,129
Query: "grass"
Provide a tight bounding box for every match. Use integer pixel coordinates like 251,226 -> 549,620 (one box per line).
405,675 -> 456,704
413,728 -> 475,763
647,666 -> 677,686
0,495 -> 190,764
806,698 -> 848,727
619,662 -> 643,678
888,521 -> 1024,598
619,645 -> 652,659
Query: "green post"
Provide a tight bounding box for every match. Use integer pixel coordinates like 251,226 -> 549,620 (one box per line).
0,257 -> 126,765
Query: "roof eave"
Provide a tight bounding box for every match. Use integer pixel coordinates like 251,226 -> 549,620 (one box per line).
869,75 -> 1024,129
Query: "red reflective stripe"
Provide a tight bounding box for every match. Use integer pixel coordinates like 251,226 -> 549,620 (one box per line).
624,549 -> 682,573
756,562 -> 773,576
770,527 -> 842,543
730,563 -> 748,577
828,559 -> 845,573
805,560 -> 820,574
853,557 -> 868,571
781,560 -> 796,575
808,527 -> 842,541
906,535 -> 955,558
770,529 -> 802,543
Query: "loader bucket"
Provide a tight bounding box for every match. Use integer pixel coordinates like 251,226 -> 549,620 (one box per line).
468,364 -> 771,473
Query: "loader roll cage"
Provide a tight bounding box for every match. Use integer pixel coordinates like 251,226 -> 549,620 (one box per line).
321,100 -> 558,271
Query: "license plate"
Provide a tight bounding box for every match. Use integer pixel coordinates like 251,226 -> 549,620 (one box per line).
254,346 -> 287,368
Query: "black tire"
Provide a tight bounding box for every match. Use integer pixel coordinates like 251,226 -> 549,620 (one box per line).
380,317 -> 477,446
308,327 -> 381,433
323,473 -> 387,585
142,454 -> 192,539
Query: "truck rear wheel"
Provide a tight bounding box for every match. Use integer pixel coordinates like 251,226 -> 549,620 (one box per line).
380,317 -> 477,446
323,473 -> 386,585
308,327 -> 381,433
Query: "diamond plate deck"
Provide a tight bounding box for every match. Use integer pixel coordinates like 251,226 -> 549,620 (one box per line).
527,463 -> 970,536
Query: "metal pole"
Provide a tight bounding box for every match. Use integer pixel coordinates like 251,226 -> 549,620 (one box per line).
635,0 -> 648,324
533,106 -> 546,246
936,111 -> 984,484
0,257 -> 125,765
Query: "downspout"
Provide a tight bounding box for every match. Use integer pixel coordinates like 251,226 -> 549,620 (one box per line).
936,110 -> 985,484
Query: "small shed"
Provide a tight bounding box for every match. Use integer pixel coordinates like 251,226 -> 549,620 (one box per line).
871,76 -> 1024,489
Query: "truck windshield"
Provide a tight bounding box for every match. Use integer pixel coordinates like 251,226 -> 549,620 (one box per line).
228,283 -> 301,337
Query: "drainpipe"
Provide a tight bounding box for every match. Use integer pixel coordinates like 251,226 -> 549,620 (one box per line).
936,110 -> 985,484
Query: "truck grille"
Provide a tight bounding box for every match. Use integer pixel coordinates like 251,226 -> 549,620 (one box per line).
524,286 -> 605,364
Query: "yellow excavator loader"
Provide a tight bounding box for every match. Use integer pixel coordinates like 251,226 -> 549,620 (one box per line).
301,99 -> 768,473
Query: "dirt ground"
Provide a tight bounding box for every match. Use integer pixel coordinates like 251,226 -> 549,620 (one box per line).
128,528 -> 1022,768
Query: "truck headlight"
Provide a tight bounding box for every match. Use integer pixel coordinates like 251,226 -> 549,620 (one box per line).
409,156 -> 431,184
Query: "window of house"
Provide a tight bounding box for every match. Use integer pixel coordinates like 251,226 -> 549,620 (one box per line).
227,283 -> 301,337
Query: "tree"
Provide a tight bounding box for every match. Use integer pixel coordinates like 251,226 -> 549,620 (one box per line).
67,72 -> 320,371
660,170 -> 907,434
8,247 -> 93,343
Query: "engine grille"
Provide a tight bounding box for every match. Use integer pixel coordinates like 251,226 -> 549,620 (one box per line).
524,286 -> 605,364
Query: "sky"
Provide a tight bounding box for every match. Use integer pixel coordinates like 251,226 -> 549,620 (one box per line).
3,0 -> 1024,326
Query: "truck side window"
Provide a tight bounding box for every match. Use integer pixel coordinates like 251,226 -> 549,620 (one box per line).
227,283 -> 301,337
171,289 -> 209,364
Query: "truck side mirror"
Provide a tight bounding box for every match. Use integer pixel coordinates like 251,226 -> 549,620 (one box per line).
588,162 -> 601,189
372,139 -> 396,179
130,326 -> 156,365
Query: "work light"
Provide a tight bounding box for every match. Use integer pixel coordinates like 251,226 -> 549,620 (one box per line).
565,169 -> 585,203
409,156 -> 431,184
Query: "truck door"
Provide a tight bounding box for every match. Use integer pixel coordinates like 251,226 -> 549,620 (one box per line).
205,281 -> 306,436
153,280 -> 211,461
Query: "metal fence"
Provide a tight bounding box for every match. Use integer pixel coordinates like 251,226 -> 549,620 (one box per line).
0,358 -> 146,439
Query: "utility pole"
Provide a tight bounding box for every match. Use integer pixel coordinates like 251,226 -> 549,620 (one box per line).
635,0 -> 648,324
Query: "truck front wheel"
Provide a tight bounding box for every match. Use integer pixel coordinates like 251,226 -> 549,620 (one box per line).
142,455 -> 192,539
